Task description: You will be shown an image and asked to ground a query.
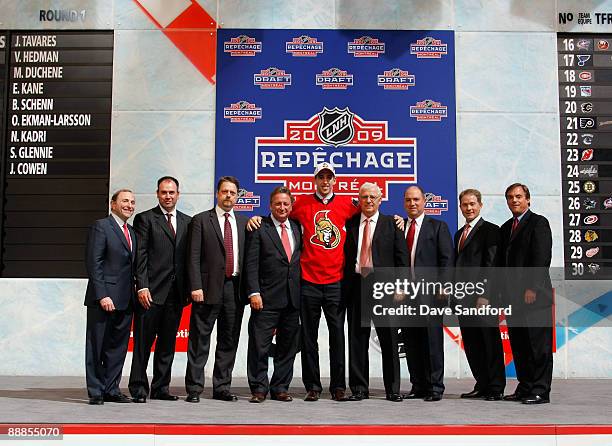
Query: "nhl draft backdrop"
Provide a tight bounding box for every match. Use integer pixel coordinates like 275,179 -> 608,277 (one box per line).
215,29 -> 457,228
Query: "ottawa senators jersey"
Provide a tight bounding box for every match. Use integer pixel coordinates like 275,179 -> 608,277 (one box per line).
291,194 -> 359,284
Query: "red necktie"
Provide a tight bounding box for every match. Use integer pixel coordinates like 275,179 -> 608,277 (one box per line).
458,223 -> 471,252
406,219 -> 416,266
359,218 -> 373,277
166,213 -> 175,237
224,213 -> 234,278
511,217 -> 519,236
280,222 -> 292,260
122,223 -> 131,251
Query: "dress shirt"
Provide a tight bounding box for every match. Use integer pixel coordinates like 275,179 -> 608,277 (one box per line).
458,215 -> 481,252
355,211 -> 379,273
111,212 -> 132,252
271,215 -> 295,253
315,191 -> 334,203
404,212 -> 425,267
215,205 -> 239,275
159,204 -> 177,233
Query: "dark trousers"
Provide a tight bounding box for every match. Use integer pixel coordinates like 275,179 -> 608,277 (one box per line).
247,305 -> 300,395
402,315 -> 445,395
185,277 -> 244,394
300,280 -> 346,393
459,316 -> 505,394
347,306 -> 400,395
508,324 -> 553,397
129,286 -> 183,398
85,305 -> 133,398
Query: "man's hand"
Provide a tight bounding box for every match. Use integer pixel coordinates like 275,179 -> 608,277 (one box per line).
138,289 -> 153,309
99,297 -> 115,312
247,216 -> 262,231
191,289 -> 205,303
250,294 -> 263,311
524,289 -> 536,304
476,297 -> 489,309
394,215 -> 405,231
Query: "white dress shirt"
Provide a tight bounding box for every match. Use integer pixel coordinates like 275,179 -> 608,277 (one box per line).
404,212 -> 425,267
458,215 -> 481,252
215,205 -> 239,275
111,212 -> 132,251
271,215 -> 295,253
159,204 -> 177,233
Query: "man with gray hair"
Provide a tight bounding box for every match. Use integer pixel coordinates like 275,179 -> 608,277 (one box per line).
343,183 -> 408,402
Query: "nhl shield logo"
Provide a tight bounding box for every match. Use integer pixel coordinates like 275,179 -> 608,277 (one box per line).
317,107 -> 355,146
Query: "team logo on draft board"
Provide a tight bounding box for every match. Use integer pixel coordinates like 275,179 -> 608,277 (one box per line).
310,210 -> 341,249
584,215 -> 598,225
315,67 -> 354,90
580,86 -> 592,97
581,102 -> 593,113
253,67 -> 292,89
580,117 -> 596,129
577,39 -> 591,51
286,35 -> 324,57
410,36 -> 448,58
580,165 -> 598,178
604,197 -> 612,209
424,193 -> 448,215
254,108 -> 417,198
579,71 -> 593,81
377,68 -> 415,90
598,39 -> 610,50
223,35 -> 262,56
223,100 -> 262,123
347,35 -> 385,57
410,99 -> 448,121
234,189 -> 261,211
582,148 -> 594,160
577,54 -> 591,67
583,197 -> 596,209
586,247 -> 600,258
587,263 -> 600,275
582,133 -> 594,145
583,181 -> 596,193
317,107 -> 355,146
585,230 -> 598,242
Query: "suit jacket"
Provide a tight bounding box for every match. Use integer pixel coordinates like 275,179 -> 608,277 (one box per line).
498,209 -> 553,307
84,214 -> 137,311
134,206 -> 192,305
411,215 -> 454,268
343,212 -> 409,297
454,218 -> 500,306
187,208 -> 247,305
245,216 -> 302,310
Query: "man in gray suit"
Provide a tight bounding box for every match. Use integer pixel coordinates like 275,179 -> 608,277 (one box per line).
129,176 -> 191,403
185,176 -> 247,402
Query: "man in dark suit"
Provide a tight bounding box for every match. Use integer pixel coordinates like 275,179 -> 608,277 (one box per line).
185,176 -> 247,402
454,188 -> 505,401
84,189 -> 137,405
344,183 -> 407,402
245,186 -> 301,403
128,176 -> 191,403
499,183 -> 553,405
402,185 -> 454,402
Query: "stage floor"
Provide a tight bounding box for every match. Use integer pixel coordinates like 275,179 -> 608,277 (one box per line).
0,377 -> 609,425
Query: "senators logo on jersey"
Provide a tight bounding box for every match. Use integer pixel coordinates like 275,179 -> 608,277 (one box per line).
310,210 -> 341,249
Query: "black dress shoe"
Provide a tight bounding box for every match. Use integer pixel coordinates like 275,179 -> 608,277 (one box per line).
151,393 -> 179,401
348,391 -> 369,401
89,396 -> 104,405
213,391 -> 238,401
249,392 -> 266,403
460,389 -> 486,399
331,389 -> 349,401
522,395 -> 550,405
402,390 -> 427,399
185,392 -> 200,403
104,393 -> 132,403
485,393 -> 504,401
304,390 -> 320,402
424,393 -> 442,402
502,392 -> 526,402
386,393 -> 403,402
132,396 -> 147,403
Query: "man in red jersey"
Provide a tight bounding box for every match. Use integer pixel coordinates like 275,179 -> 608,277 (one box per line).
249,162 -> 359,401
